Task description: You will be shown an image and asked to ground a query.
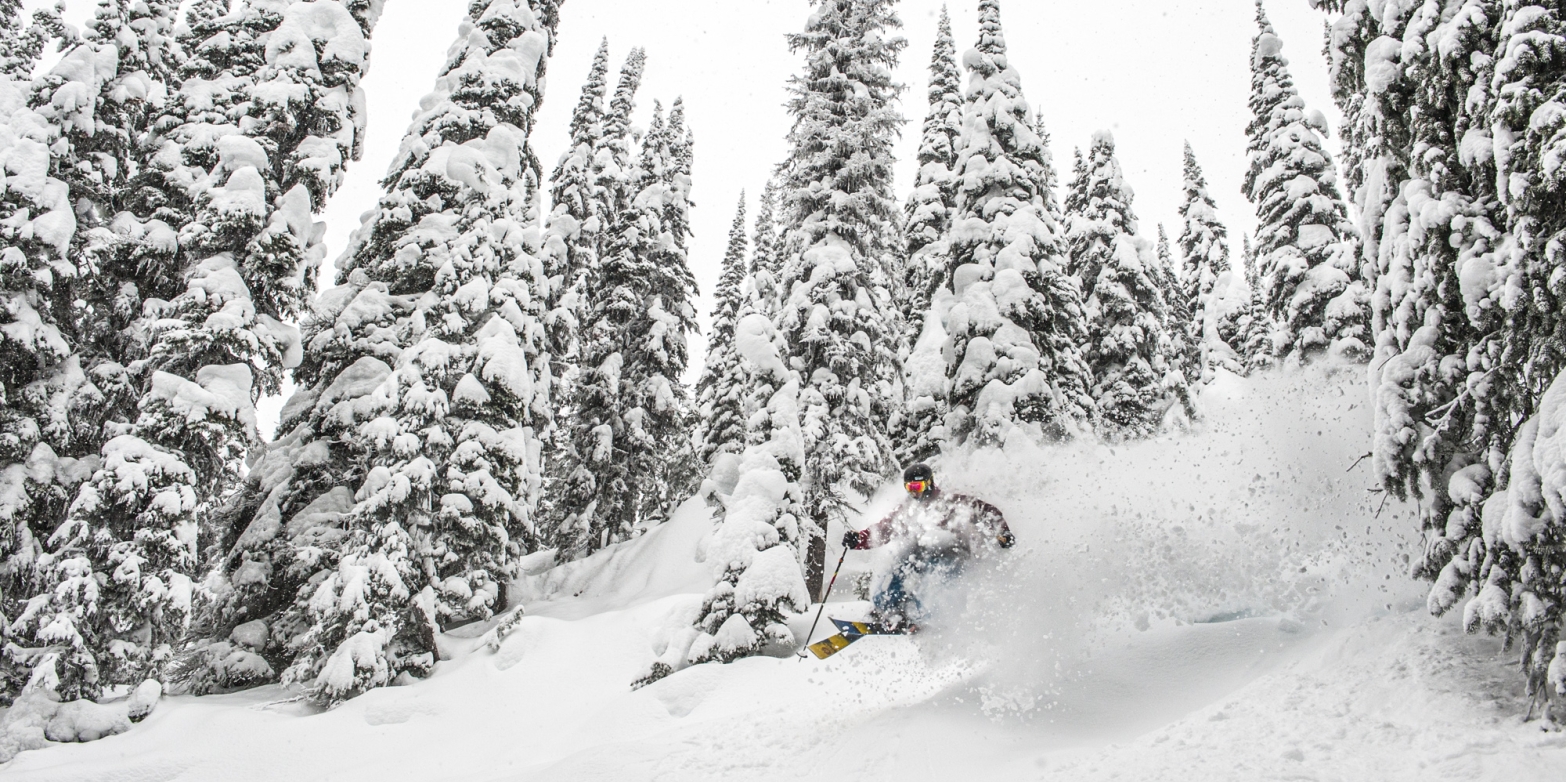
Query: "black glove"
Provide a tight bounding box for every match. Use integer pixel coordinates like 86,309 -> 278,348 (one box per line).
842,530 -> 861,550
997,530 -> 1016,549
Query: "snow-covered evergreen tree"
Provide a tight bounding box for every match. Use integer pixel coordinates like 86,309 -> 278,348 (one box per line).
771,0 -> 906,595
631,310 -> 809,684
942,0 -> 1093,449
901,5 -> 961,339
1309,0 -> 1566,707
0,9 -> 96,702
1235,233 -> 1272,374
747,180 -> 782,319
1155,223 -> 1193,376
695,193 -> 749,468
1065,131 -> 1176,440
0,0 -> 388,703
686,312 -> 808,666
1177,142 -> 1239,381
546,97 -> 700,559
541,38 -> 611,376
0,1 -> 42,81
1243,1 -> 1367,364
896,5 -> 962,464
596,46 -> 646,225
732,180 -> 790,455
188,0 -> 560,705
1155,223 -> 1196,421
1,0 -> 237,704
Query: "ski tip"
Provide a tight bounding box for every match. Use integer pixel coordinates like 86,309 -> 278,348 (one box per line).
806,633 -> 854,659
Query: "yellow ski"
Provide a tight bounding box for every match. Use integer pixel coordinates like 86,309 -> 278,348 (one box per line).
805,619 -> 903,660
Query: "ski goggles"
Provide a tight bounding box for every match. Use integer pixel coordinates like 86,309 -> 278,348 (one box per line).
904,480 -> 930,493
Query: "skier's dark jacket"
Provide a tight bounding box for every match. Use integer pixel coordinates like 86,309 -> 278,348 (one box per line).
845,488 -> 1012,558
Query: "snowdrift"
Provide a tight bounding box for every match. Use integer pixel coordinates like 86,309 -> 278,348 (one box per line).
4,365 -> 1564,780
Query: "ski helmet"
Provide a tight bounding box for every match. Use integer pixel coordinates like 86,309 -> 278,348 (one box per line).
902,464 -> 934,495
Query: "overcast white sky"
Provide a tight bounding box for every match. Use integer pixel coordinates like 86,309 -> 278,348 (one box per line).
29,0 -> 1343,434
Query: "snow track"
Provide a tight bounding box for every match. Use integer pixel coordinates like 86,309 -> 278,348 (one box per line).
5,366 -> 1563,780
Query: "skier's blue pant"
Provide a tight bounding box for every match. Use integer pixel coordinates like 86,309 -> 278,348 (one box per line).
873,550 -> 963,625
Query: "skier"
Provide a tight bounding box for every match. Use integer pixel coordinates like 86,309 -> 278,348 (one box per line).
841,463 -> 1015,631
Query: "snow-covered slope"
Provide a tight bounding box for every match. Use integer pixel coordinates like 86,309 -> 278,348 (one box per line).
5,366 -> 1563,780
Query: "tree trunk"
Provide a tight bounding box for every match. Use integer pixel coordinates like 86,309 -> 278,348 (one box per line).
805,527 -> 826,601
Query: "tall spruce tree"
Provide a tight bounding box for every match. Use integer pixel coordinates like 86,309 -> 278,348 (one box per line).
1310,0 -> 1566,707
1065,131 -> 1177,440
769,0 -> 906,597
748,180 -> 783,320
182,0 -> 560,705
3,0 -> 390,705
1156,223 -> 1196,420
542,38 -> 611,377
1233,233 -> 1268,373
677,186 -> 811,675
1177,142 -> 1238,381
546,97 -> 700,559
0,4 -> 98,704
539,46 -> 651,555
1243,1 -> 1367,364
597,47 -> 646,225
695,193 -> 750,468
897,5 -> 962,464
942,0 -> 1093,449
901,5 -> 961,339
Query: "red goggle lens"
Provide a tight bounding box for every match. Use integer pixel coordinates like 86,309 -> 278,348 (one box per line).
905,480 -> 928,493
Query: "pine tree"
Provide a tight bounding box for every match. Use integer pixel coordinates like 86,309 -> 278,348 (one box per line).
896,5 -> 962,464
901,5 -> 961,339
735,180 -> 790,453
1032,110 -> 1064,217
1242,1 -> 1368,363
1308,0 -> 1566,707
542,38 -> 611,376
0,6 -> 102,702
1155,223 -> 1196,421
771,0 -> 906,597
546,97 -> 700,559
695,193 -> 750,468
648,309 -> 808,681
597,47 -> 646,224
1177,142 -> 1238,381
943,0 -> 1093,449
3,1 -> 73,81
1236,234 -> 1273,373
748,180 -> 782,319
1065,131 -> 1175,440
185,0 -> 560,705
1155,223 -> 1190,370
0,0 -> 218,704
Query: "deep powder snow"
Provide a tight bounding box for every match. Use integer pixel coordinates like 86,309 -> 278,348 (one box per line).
4,366 -> 1564,780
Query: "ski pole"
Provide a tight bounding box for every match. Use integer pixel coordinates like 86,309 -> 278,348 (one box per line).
798,546 -> 849,659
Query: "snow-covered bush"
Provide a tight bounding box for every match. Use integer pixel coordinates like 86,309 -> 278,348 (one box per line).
686,313 -> 809,670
